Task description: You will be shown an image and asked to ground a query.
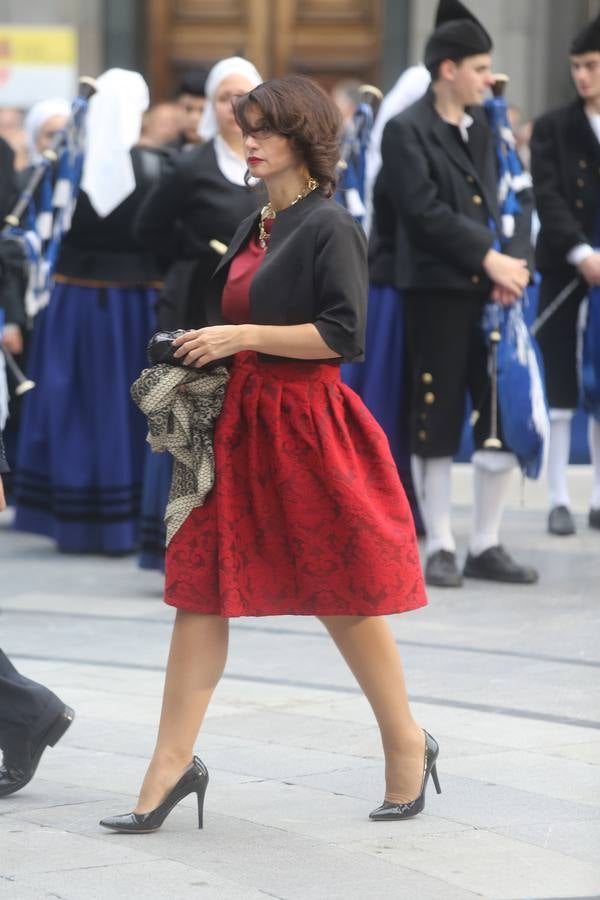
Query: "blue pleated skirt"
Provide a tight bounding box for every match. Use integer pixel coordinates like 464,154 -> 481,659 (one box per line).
342,283 -> 423,532
14,281 -> 158,553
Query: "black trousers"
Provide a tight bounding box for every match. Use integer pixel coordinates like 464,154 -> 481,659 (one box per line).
0,649 -> 62,761
536,273 -> 588,409
404,290 -> 509,458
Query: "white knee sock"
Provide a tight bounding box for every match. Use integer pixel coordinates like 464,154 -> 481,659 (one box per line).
411,455 -> 455,556
469,450 -> 517,556
589,417 -> 600,509
547,409 -> 574,509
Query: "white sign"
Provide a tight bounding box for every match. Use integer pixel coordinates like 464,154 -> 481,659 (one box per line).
0,26 -> 77,107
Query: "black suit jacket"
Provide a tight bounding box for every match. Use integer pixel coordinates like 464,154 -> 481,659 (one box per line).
379,89 -> 532,293
204,189 -> 367,363
531,98 -> 600,277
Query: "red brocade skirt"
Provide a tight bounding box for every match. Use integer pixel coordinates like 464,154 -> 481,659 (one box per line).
164,352 -> 427,617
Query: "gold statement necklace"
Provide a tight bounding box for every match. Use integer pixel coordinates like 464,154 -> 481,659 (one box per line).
258,176 -> 319,248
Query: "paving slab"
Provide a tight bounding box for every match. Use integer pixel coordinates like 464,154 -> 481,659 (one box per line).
1,487 -> 599,900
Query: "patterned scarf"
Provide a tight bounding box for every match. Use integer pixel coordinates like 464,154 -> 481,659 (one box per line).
131,363 -> 229,544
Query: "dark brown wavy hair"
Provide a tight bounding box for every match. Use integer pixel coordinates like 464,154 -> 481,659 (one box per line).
234,74 -> 342,198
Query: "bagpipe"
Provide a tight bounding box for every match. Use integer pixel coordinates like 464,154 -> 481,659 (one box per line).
0,77 -> 97,398
1,76 -> 97,320
581,285 -> 600,421
478,74 -> 549,479
529,197 -> 600,429
335,85 -> 383,225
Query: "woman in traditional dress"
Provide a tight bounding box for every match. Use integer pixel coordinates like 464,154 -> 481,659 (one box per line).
14,70 -> 167,553
100,75 -> 438,834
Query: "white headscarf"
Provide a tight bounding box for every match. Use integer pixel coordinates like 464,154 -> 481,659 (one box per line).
364,64 -> 431,235
81,68 -> 149,218
24,97 -> 71,164
198,56 -> 262,142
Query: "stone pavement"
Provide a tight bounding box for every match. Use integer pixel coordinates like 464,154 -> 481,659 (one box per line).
1,466 -> 599,900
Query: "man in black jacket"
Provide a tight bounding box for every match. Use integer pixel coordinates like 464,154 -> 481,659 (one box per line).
531,12 -> 600,537
0,151 -> 74,794
0,418 -> 75,797
379,0 -> 535,587
0,428 -> 74,797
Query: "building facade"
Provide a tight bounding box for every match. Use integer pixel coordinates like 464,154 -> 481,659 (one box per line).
1,0 -> 599,118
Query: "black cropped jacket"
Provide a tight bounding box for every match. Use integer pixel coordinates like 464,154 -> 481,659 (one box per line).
203,189 -> 368,363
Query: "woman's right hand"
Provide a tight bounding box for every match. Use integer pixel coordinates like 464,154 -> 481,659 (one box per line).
0,476 -> 6,512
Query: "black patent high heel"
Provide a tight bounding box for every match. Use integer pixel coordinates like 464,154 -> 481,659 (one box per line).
369,730 -> 441,821
99,756 -> 208,833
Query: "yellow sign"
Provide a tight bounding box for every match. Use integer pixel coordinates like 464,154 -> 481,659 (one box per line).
0,27 -> 76,66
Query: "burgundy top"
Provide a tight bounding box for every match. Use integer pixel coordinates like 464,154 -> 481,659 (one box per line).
221,219 -> 272,324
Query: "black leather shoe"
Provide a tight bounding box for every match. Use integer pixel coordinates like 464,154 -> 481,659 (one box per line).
99,756 -> 209,833
548,505 -> 576,535
589,508 -> 600,530
425,550 -> 463,587
0,705 -> 75,798
464,545 -> 538,584
369,731 -> 442,821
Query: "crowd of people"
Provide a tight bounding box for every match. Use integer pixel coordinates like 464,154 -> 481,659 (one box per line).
0,4 -> 598,579
1,0 -> 600,827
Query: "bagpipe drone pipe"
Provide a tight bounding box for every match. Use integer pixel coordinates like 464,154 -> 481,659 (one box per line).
476,74 -> 550,479
0,76 -> 97,322
335,85 -> 383,225
580,212 -> 600,423
581,287 -> 600,422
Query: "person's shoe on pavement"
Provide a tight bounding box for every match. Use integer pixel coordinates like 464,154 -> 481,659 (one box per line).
548,505 -> 576,535
0,704 -> 75,798
463,545 -> 538,584
425,549 -> 463,587
589,507 -> 600,530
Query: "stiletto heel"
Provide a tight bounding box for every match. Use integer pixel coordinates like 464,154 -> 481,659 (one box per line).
431,762 -> 442,795
99,756 -> 209,834
197,783 -> 206,829
369,730 -> 441,821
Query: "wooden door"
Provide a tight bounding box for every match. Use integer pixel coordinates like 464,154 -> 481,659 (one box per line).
146,0 -> 382,99
271,0 -> 382,89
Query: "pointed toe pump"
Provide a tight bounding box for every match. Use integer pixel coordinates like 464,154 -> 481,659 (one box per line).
99,756 -> 209,834
369,731 -> 441,822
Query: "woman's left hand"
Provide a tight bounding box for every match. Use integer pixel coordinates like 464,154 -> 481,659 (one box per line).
172,325 -> 247,367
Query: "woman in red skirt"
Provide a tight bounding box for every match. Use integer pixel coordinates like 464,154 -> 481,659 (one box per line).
100,74 -> 439,833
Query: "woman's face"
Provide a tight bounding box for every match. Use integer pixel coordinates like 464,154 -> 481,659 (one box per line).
242,105 -> 302,183
36,114 -> 68,153
213,74 -> 255,139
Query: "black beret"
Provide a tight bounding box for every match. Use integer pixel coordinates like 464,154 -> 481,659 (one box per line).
425,19 -> 493,69
436,0 -> 481,28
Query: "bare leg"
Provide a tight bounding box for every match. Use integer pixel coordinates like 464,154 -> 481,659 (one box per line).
319,615 -> 425,804
134,610 -> 229,813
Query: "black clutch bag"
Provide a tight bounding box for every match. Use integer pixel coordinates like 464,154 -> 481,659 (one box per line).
147,330 -> 188,366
